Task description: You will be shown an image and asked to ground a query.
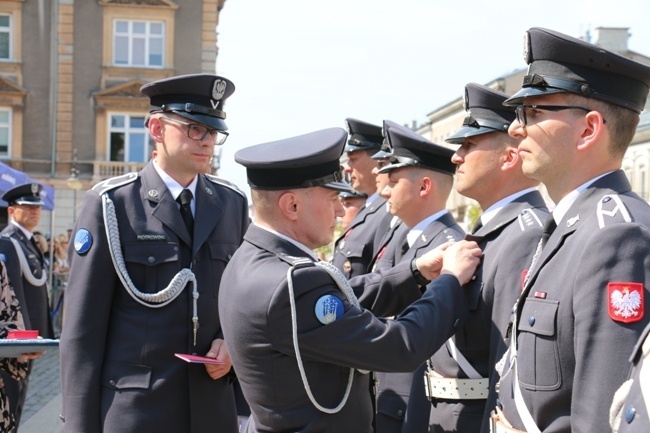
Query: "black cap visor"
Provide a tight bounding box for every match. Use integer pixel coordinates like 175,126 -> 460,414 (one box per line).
504,85 -> 567,107
446,125 -> 502,144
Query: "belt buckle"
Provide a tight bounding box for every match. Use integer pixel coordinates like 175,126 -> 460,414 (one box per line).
424,373 -> 433,400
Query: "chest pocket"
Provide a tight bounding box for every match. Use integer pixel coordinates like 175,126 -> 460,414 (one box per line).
338,240 -> 367,259
517,298 -> 561,391
124,242 -> 179,294
25,252 -> 44,277
209,242 -> 239,298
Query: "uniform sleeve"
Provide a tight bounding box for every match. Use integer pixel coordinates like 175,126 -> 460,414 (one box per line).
570,223 -> 650,433
60,190 -> 118,433
267,267 -> 468,373
351,260 -> 422,317
0,262 -> 28,381
0,239 -> 29,330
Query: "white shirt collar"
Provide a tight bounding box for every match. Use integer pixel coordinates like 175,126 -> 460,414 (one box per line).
552,171 -> 613,224
480,187 -> 537,227
153,159 -> 198,214
365,192 -> 379,207
406,209 -> 449,248
254,223 -> 319,261
10,221 -> 32,239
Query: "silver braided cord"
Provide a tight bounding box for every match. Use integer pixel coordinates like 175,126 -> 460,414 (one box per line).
314,261 -> 360,307
287,258 -> 360,414
101,194 -> 199,327
6,237 -> 47,286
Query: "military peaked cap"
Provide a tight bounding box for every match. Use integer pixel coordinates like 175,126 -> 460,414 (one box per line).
339,188 -> 368,199
371,119 -> 401,160
505,27 -> 650,113
446,83 -> 516,144
3,183 -> 44,206
235,128 -> 353,192
379,124 -> 455,175
344,118 -> 383,152
141,74 -> 235,130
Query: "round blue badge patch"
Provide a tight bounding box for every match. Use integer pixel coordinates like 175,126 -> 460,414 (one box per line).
314,294 -> 344,325
73,229 -> 93,255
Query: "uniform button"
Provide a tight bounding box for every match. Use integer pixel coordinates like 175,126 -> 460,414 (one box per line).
625,405 -> 636,423
108,379 -> 116,387
528,316 -> 535,326
148,256 -> 155,264
602,196 -> 611,203
397,409 -> 404,417
227,254 -> 233,260
453,319 -> 460,328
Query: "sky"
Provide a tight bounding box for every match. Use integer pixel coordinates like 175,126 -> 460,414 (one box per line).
215,0 -> 650,198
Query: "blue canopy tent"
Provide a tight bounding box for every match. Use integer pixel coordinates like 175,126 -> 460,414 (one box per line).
0,161 -> 55,210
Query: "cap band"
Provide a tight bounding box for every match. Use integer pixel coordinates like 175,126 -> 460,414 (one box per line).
159,103 -> 226,120
462,115 -> 509,132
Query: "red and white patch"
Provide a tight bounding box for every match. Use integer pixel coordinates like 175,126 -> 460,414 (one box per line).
521,270 -> 528,291
608,282 -> 644,324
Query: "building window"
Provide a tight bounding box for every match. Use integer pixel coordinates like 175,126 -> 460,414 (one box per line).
0,15 -> 11,60
0,109 -> 11,157
108,114 -> 152,163
113,20 -> 164,67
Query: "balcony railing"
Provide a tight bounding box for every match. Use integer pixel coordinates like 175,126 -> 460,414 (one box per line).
92,161 -> 147,181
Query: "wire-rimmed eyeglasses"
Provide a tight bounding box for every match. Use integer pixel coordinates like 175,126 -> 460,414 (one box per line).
515,104 -> 593,128
160,116 -> 229,145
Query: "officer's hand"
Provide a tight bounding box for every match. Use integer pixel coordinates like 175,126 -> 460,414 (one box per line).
439,240 -> 482,285
204,338 -> 232,380
18,351 -> 44,362
415,241 -> 454,281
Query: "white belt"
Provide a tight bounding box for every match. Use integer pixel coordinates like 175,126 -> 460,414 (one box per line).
490,408 -> 527,433
424,372 -> 488,400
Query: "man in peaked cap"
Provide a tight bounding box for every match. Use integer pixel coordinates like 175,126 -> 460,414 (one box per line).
492,28 -> 650,433
369,125 -> 465,433
418,83 -> 549,433
331,118 -> 394,278
339,188 -> 368,231
218,127 -> 482,433
60,74 -> 249,433
0,182 -> 51,428
367,120 -> 409,274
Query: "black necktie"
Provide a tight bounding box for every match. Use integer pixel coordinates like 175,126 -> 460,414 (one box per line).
471,219 -> 483,234
541,216 -> 557,248
177,189 -> 194,236
400,237 -> 410,256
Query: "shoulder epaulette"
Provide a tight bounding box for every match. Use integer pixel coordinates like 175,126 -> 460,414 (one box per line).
276,254 -> 315,268
204,174 -> 246,199
597,194 -> 632,229
517,208 -> 544,232
92,172 -> 139,196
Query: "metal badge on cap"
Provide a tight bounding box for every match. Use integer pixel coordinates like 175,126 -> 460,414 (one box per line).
523,30 -> 532,63
212,79 -> 226,100
463,87 -> 469,112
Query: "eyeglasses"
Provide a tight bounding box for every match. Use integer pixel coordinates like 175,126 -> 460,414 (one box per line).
160,116 -> 229,145
515,104 -> 593,128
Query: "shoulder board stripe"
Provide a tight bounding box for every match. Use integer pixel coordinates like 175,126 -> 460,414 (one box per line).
517,208 -> 544,231
92,172 -> 139,196
204,174 -> 246,198
597,194 -> 632,229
